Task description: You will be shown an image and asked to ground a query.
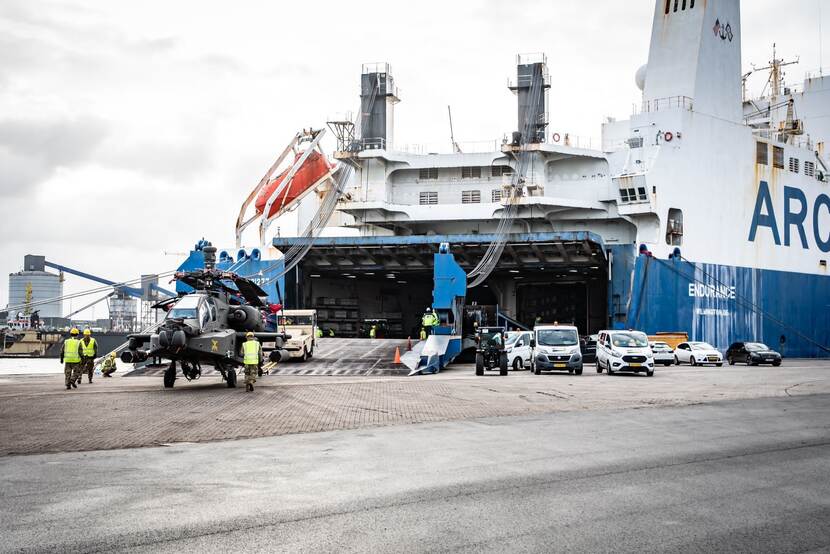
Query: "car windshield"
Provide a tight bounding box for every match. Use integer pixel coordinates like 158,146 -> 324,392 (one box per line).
278,315 -> 313,326
611,332 -> 648,348
537,329 -> 578,346
745,343 -> 769,351
690,342 -> 714,351
505,333 -> 521,346
651,342 -> 670,350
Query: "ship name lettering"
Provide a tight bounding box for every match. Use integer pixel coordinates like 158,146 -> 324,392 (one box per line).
688,283 -> 736,300
748,180 -> 830,253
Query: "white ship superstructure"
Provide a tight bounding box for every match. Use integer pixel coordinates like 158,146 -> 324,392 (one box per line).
271,0 -> 829,356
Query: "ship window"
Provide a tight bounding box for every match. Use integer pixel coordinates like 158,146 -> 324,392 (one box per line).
491,189 -> 503,202
666,208 -> 684,246
620,188 -> 639,203
755,142 -> 768,165
461,190 -> 481,204
789,157 -> 800,173
773,146 -> 784,169
461,166 -> 482,179
419,191 -> 438,205
419,168 -> 438,180
690,0 -> 694,7
681,0 -> 686,10
805,161 -> 815,178
673,0 -> 678,12
491,166 -> 513,177
665,0 -> 670,14
637,187 -> 647,200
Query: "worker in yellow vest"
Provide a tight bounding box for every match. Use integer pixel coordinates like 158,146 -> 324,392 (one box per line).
421,308 -> 439,336
369,325 -> 377,339
419,327 -> 427,341
61,328 -> 82,390
242,332 -> 262,392
79,328 -> 98,384
101,352 -> 117,377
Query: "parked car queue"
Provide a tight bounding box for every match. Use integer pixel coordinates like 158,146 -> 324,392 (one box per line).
502,327 -> 783,376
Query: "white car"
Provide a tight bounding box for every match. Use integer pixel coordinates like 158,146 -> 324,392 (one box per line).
531,325 -> 583,375
505,330 -> 533,370
649,341 -> 675,366
596,329 -> 655,376
674,342 -> 723,366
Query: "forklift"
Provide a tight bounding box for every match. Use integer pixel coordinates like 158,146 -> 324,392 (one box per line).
474,326 -> 508,376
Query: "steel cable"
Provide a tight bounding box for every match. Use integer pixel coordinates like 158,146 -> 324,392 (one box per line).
467,71 -> 544,287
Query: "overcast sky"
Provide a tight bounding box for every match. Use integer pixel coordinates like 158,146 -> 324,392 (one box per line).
1,0 -> 827,319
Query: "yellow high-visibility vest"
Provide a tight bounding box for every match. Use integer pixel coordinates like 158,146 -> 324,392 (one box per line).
81,338 -> 96,357
64,338 -> 81,363
422,313 -> 439,327
243,340 -> 260,364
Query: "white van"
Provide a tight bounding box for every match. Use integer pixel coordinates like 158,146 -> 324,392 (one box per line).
531,325 -> 583,375
505,330 -> 533,370
596,329 -> 655,376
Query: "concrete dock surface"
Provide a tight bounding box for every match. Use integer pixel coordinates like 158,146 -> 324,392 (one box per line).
1,360 -> 829,552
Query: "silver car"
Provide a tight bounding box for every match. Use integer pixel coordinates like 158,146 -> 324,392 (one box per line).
649,341 -> 675,366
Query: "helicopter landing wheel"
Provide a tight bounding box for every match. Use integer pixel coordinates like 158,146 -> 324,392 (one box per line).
163,361 -> 176,389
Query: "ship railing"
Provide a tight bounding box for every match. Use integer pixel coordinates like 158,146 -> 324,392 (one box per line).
397,139 -> 503,155
549,134 -> 601,150
804,67 -> 828,80
362,62 -> 392,75
633,95 -> 694,115
359,137 -> 387,151
751,129 -> 815,151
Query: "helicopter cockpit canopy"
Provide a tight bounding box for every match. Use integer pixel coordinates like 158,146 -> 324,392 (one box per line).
165,294 -> 216,330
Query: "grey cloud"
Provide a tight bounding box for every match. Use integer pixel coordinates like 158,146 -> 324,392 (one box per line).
0,116 -> 109,193
0,116 -> 109,167
0,148 -> 44,196
97,136 -> 213,182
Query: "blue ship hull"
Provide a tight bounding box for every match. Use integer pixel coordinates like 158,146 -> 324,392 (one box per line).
626,255 -> 830,358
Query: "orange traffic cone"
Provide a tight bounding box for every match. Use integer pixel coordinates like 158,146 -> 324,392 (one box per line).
393,347 -> 402,364
407,337 -> 412,351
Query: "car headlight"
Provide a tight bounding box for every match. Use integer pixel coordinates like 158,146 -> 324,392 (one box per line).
611,349 -> 623,358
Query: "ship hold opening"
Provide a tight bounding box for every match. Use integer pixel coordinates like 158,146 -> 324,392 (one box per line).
277,232 -> 609,339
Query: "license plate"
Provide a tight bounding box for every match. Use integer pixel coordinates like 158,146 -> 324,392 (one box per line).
554,363 -> 567,368
630,363 -> 642,367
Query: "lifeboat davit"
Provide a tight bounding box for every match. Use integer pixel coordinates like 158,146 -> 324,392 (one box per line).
254,150 -> 333,219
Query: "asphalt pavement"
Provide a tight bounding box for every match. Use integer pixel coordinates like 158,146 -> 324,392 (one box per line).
2,393 -> 829,553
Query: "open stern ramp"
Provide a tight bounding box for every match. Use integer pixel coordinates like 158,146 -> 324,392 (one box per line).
275,232 -> 613,337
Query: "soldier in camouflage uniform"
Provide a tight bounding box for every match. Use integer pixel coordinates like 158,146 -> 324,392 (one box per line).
242,331 -> 262,392
61,328 -> 82,390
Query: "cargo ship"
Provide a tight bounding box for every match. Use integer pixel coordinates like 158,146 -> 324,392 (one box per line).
253,0 -> 828,356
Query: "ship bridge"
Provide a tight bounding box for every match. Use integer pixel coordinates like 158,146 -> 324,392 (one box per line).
274,232 -> 619,339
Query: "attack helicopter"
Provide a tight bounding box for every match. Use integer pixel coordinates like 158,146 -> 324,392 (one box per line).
121,245 -> 291,388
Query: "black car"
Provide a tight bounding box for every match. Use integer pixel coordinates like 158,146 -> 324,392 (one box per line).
726,342 -> 782,366
580,334 -> 597,364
